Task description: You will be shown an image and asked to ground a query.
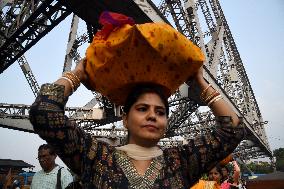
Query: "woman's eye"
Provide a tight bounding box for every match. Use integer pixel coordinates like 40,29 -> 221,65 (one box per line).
156,110 -> 166,116
137,107 -> 147,112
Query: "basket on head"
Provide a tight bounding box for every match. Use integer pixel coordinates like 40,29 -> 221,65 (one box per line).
85,11 -> 205,105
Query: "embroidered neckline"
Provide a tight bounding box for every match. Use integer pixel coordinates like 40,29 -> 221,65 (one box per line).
115,150 -> 164,189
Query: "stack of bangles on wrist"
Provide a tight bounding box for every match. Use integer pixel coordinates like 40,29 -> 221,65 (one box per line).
200,84 -> 223,107
60,72 -> 81,94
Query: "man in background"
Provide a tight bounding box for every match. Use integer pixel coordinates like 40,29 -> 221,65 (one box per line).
31,144 -> 73,189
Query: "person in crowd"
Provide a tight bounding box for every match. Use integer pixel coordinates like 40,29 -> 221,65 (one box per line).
221,165 -> 230,182
222,161 -> 241,189
208,165 -> 224,187
31,144 -> 73,189
209,162 -> 241,189
29,11 -> 244,189
11,179 -> 20,189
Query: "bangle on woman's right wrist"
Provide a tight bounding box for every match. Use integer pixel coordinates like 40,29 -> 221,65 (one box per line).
61,71 -> 81,94
60,76 -> 75,93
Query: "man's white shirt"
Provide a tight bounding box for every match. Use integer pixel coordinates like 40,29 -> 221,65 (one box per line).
31,166 -> 73,189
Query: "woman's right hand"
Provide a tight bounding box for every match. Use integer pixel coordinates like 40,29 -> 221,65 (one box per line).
72,58 -> 89,88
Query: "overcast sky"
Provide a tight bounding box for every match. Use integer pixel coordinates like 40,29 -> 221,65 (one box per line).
0,0 -> 283,171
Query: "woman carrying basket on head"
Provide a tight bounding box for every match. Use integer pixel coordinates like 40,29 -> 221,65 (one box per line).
29,11 -> 244,189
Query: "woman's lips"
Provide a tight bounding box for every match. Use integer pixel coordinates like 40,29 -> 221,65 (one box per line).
143,125 -> 158,131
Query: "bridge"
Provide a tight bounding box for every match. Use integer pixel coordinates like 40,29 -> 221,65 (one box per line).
0,0 -> 272,162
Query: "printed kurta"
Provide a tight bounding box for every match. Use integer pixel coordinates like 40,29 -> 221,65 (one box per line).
29,84 -> 245,189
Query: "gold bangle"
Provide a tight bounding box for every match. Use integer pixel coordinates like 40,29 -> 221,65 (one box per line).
208,95 -> 223,107
65,72 -> 80,85
63,73 -> 79,89
200,84 -> 212,100
60,76 -> 74,93
63,74 -> 76,88
62,72 -> 81,90
203,90 -> 218,103
205,91 -> 220,103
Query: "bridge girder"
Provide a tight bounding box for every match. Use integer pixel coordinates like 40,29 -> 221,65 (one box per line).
0,0 -> 272,160
0,0 -> 71,73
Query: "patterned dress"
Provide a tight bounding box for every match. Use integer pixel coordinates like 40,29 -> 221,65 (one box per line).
29,84 -> 245,189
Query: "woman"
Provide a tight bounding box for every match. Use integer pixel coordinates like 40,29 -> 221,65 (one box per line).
208,165 -> 223,187
209,164 -> 240,189
29,56 -> 244,188
222,161 -> 241,189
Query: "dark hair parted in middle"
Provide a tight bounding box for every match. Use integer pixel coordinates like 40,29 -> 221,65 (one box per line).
123,83 -> 169,116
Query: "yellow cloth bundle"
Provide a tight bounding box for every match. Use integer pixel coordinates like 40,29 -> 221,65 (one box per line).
85,21 -> 205,105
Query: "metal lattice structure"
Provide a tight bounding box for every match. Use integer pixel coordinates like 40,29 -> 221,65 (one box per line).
0,0 -> 71,72
158,0 -> 271,160
0,0 -> 272,161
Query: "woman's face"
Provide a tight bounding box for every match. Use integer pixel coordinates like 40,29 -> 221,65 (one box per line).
123,92 -> 167,146
222,167 -> 229,178
209,167 -> 222,183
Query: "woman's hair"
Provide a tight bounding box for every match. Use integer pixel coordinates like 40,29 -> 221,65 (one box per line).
123,83 -> 169,116
215,164 -> 223,176
222,165 -> 230,172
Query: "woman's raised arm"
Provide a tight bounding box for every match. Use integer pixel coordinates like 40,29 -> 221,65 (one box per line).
29,59 -> 91,174
193,66 -> 239,126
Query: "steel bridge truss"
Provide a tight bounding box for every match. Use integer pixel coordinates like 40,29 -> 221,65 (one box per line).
0,0 -> 71,73
158,0 -> 270,156
0,0 -> 272,161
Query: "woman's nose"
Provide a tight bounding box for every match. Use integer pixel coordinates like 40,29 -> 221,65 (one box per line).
146,108 -> 156,121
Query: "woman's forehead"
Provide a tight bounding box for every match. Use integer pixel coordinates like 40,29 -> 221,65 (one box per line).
210,167 -> 218,172
134,93 -> 165,107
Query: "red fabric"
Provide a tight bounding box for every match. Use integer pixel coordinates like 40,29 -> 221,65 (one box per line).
221,183 -> 231,189
96,11 -> 135,39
